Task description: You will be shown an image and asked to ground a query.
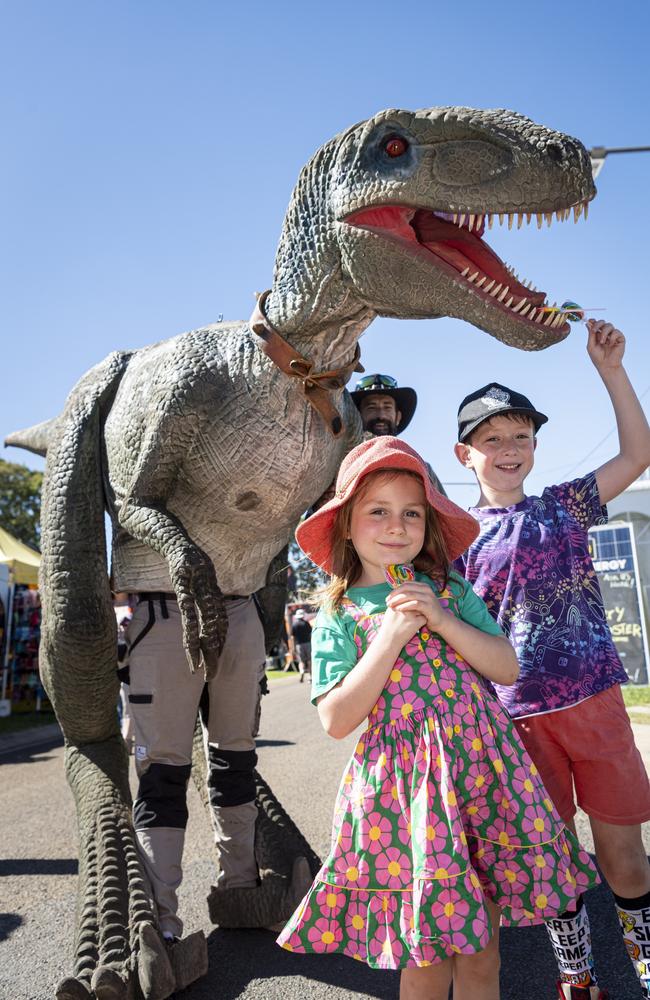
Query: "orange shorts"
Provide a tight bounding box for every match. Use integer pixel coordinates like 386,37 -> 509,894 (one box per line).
514,685 -> 650,826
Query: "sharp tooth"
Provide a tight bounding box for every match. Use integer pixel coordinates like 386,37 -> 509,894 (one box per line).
498,213 -> 504,225
490,283 -> 503,298
469,271 -> 479,283
520,304 -> 532,316
458,213 -> 466,227
525,212 -> 532,225
461,266 -> 470,277
469,213 -> 476,230
508,214 -> 514,230
476,275 -> 487,287
476,214 -> 484,229
545,213 -> 553,227
484,279 -> 495,293
498,285 -> 510,302
551,313 -> 564,328
536,213 -> 543,229
528,308 -> 537,321
505,296 -> 514,308
512,298 -> 528,313
555,210 -> 564,223
452,213 -> 459,224
487,214 -> 494,229
543,313 -> 555,326
583,201 -> 589,220
574,203 -> 582,222
517,213 -> 524,229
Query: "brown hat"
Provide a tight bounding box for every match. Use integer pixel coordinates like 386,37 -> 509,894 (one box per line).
296,437 -> 478,574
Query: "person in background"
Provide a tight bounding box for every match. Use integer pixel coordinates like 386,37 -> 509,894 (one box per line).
290,608 -> 312,683
350,373 -> 446,494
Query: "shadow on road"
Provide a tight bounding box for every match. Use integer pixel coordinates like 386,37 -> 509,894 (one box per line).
0,913 -> 23,943
0,858 -> 78,877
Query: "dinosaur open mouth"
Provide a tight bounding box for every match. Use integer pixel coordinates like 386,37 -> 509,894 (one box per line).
343,202 -> 591,333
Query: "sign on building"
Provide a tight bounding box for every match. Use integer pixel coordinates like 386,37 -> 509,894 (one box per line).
589,524 -> 649,685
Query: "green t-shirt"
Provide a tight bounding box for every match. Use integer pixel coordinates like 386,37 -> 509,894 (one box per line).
311,571 -> 504,705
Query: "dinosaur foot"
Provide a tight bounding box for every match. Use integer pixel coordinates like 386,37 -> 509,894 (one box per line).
207,855 -> 312,929
166,930 -> 208,992
55,925 -> 208,999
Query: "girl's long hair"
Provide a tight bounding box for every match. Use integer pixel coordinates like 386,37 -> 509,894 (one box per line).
317,469 -> 451,612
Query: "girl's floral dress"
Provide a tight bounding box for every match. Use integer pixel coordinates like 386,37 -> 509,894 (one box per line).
277,575 -> 598,970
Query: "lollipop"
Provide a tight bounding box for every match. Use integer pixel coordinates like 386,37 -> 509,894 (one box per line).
560,300 -> 585,322
384,563 -> 415,588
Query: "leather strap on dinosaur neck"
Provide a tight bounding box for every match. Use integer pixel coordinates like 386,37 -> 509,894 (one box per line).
249,290 -> 364,438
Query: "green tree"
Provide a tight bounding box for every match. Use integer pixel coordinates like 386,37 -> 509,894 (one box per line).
288,539 -> 327,600
0,459 -> 43,551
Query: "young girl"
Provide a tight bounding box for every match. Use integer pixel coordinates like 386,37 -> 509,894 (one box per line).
276,436 -> 599,1000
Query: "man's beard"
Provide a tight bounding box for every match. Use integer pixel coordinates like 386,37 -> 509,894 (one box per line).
366,417 -> 398,436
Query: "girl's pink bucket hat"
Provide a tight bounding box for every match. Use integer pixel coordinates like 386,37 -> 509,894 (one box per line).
296,436 -> 479,574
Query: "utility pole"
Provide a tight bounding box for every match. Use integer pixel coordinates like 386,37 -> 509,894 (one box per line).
589,145 -> 650,179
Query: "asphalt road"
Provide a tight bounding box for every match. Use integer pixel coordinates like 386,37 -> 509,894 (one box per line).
2,676 -> 649,999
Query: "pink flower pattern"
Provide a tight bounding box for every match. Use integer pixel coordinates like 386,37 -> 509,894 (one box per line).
276,581 -> 599,970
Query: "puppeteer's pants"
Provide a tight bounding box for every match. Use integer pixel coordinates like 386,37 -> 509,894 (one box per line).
126,593 -> 265,938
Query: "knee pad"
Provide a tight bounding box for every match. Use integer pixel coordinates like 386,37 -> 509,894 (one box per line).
133,761 -> 192,830
207,746 -> 257,808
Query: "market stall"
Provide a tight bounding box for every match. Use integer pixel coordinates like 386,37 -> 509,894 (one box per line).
0,526 -> 42,716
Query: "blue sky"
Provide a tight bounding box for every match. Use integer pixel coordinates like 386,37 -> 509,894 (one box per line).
2,0 -> 649,508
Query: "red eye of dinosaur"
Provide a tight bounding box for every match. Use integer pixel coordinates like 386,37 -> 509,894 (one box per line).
385,136 -> 408,158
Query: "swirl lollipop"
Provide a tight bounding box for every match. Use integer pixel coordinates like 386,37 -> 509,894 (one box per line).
384,563 -> 415,588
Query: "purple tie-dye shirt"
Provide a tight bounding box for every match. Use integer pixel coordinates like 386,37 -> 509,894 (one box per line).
457,472 -> 628,719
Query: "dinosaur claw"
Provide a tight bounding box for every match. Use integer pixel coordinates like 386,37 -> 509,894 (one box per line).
90,966 -> 127,999
137,924 -> 176,999
56,977 -> 92,1000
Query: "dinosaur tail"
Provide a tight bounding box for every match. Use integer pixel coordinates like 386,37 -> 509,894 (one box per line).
4,418 -> 58,458
39,351 -> 132,744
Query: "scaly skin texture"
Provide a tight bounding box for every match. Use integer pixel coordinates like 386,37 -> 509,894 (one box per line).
6,107 -> 594,998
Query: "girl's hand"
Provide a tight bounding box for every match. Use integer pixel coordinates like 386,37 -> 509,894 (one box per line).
386,582 -> 445,632
587,319 -> 625,372
379,601 -> 426,646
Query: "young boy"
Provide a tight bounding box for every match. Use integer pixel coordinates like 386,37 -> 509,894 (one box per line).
454,319 -> 650,1000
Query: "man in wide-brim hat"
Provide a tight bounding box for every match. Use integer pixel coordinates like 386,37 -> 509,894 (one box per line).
349,373 -> 417,437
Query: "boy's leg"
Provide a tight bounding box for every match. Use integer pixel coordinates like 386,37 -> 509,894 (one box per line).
127,596 -> 204,939
514,712 -> 602,995
451,897 -> 501,1000
590,818 -> 650,998
205,596 -> 266,890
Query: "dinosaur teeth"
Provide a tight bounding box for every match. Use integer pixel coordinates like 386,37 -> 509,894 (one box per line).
574,203 -> 582,222
487,214 -> 494,229
498,213 -> 505,226
498,285 -> 510,302
583,200 -> 590,220
551,313 -> 565,328
508,214 -> 514,230
517,214 -> 524,229
484,279 -> 495,293
468,213 -> 476,231
505,296 -> 514,308
543,313 -> 555,326
512,298 -> 528,313
461,266 -> 470,277
476,275 -> 487,287
458,213 -> 466,227
545,213 -> 553,227
490,283 -> 503,298
536,213 -> 544,229
468,270 -> 479,283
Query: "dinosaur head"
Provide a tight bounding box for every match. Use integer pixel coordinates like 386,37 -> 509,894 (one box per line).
270,107 -> 595,351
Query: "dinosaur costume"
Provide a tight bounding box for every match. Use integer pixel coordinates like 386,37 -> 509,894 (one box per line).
7,106 -> 595,999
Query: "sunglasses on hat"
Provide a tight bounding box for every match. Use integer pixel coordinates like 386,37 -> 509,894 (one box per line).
355,374 -> 398,392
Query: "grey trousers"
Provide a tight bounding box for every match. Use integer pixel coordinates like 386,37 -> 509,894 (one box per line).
127,594 -> 265,937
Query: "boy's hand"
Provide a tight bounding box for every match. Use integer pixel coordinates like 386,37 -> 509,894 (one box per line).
386,582 -> 445,631
587,319 -> 625,372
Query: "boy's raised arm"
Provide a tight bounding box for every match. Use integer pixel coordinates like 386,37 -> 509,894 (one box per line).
588,320 -> 650,505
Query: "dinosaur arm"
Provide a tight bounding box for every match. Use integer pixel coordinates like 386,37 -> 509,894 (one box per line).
117,413 -> 226,676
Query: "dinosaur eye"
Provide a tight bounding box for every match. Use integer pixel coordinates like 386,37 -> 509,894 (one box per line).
385,136 -> 409,158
